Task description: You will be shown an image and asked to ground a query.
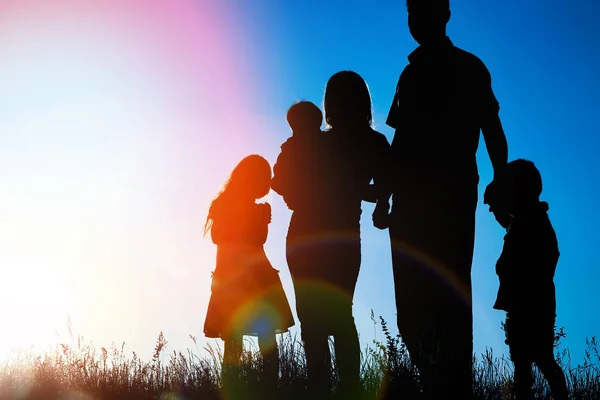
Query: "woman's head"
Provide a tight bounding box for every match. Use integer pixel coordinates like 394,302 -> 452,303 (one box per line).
204,155 -> 271,235
323,71 -> 373,130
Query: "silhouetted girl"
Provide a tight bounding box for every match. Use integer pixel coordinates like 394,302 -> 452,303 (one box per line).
203,154 -> 294,389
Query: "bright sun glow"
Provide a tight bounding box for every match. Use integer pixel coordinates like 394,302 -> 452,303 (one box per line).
0,256 -> 74,360
0,4 -> 186,361
0,1 -> 261,361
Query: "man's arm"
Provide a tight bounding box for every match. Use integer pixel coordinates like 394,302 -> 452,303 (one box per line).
478,61 -> 508,177
370,71 -> 406,229
482,114 -> 508,177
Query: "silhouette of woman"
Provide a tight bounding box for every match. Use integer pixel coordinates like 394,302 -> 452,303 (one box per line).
272,71 -> 390,397
203,154 -> 295,390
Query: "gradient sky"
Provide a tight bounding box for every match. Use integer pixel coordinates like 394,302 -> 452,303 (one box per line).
0,0 -> 598,366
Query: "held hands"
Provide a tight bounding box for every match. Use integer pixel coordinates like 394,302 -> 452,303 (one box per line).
372,200 -> 391,230
483,178 -> 511,230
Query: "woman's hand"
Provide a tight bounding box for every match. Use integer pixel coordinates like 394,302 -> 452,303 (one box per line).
372,200 -> 390,230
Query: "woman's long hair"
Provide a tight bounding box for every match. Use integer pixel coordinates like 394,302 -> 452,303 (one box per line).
203,154 -> 271,236
323,70 -> 373,130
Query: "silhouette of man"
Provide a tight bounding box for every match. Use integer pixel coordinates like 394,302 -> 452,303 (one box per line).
373,1 -> 508,399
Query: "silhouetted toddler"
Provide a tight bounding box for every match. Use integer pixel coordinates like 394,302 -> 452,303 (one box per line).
272,100 -> 378,206
484,159 -> 568,400
287,100 -> 323,140
203,155 -> 294,392
271,101 -> 324,210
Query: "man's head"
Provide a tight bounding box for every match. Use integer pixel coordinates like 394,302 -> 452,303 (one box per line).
406,0 -> 451,46
286,101 -> 323,135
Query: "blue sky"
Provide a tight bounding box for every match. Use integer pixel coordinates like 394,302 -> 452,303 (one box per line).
230,0 -> 600,364
0,0 -> 597,366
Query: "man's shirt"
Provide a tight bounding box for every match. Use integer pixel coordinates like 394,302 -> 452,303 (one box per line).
386,37 -> 500,186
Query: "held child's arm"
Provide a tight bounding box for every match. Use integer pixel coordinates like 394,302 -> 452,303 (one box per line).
271,138 -> 295,197
271,143 -> 299,210
271,152 -> 287,196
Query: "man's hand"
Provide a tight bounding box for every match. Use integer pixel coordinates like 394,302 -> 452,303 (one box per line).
372,201 -> 391,230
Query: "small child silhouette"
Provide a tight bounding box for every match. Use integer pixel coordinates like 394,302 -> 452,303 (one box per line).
271,101 -> 325,211
287,100 -> 323,140
484,159 -> 568,400
272,100 -> 378,207
203,154 -> 294,390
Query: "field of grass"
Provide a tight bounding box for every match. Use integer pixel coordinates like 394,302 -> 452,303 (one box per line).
0,317 -> 597,400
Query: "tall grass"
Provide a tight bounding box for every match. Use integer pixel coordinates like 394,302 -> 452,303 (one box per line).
0,316 -> 597,399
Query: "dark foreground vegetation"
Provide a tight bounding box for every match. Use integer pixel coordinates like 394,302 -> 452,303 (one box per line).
0,317 -> 597,400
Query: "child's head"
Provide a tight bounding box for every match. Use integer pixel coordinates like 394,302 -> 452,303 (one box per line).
223,154 -> 272,200
286,101 -> 323,135
484,159 -> 543,225
204,155 -> 272,235
484,180 -> 511,229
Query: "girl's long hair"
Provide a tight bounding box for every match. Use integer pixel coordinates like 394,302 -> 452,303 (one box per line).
323,70 -> 373,130
203,154 -> 271,236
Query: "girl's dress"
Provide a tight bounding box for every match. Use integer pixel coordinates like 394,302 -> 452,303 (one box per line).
204,201 -> 295,338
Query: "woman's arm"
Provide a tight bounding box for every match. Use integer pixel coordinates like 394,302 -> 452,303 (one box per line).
371,133 -> 393,229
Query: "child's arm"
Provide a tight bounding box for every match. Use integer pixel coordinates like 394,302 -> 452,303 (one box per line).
250,203 -> 271,245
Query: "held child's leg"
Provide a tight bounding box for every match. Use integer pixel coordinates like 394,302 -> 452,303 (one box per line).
258,332 -> 279,387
